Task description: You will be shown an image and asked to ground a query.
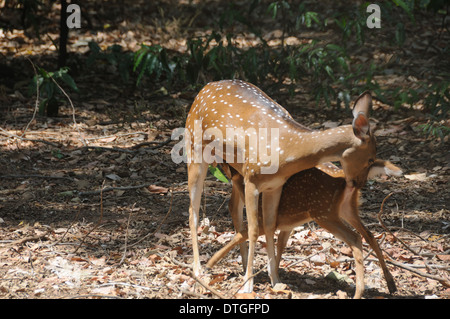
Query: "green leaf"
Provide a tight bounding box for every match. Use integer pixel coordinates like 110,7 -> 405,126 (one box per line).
324,65 -> 335,80
39,98 -> 48,115
392,0 -> 415,21
395,23 -> 405,47
60,72 -> 79,92
325,44 -> 344,53
267,2 -> 278,19
88,41 -> 101,54
208,166 -> 229,183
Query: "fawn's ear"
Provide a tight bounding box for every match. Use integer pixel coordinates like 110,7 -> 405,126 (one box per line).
352,91 -> 372,141
368,160 -> 403,179
352,91 -> 372,118
352,112 -> 370,141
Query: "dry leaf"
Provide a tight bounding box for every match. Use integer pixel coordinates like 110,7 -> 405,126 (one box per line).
404,173 -> 428,181
271,283 -> 292,296
209,274 -> 226,286
340,246 -> 353,257
235,292 -> 256,299
437,254 -> 450,262
105,173 -> 121,181
148,185 -> 169,193
330,261 -> 340,268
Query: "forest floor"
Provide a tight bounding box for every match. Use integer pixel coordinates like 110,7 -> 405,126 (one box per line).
0,1 -> 448,299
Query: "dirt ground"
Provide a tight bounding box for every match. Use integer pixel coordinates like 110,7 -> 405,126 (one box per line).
0,1 -> 449,299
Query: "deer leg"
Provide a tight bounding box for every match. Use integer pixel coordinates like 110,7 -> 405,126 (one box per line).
241,181 -> 259,293
342,212 -> 397,294
229,174 -> 248,271
262,187 -> 282,286
187,162 -> 209,276
315,217 -> 365,299
207,229 -> 248,268
276,230 -> 292,271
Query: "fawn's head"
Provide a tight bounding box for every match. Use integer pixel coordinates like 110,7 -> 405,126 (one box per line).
340,92 -> 377,188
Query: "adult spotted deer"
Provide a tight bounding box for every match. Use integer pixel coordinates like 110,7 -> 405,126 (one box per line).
185,79 -> 376,293
207,160 -> 402,298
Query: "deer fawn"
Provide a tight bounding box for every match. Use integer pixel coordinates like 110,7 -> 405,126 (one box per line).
185,80 -> 376,292
207,160 -> 401,298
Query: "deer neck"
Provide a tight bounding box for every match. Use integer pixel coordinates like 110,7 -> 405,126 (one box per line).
279,124 -> 359,176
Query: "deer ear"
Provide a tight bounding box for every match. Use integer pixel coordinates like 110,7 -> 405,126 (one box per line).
352,112 -> 370,141
352,91 -> 372,118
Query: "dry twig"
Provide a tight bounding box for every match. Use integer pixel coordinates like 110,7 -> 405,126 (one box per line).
170,257 -> 226,299
126,188 -> 174,248
74,181 -> 106,253
377,192 -> 419,255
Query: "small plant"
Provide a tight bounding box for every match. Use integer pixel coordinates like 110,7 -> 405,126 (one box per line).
30,66 -> 78,117
421,81 -> 450,139
418,121 -> 450,140
87,42 -> 133,83
133,44 -> 176,86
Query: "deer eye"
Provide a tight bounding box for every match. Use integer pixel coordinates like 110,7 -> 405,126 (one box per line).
368,158 -> 375,165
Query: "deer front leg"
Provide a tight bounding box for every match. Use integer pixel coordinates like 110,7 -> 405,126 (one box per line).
344,215 -> 397,294
316,217 -> 365,299
262,187 -> 283,286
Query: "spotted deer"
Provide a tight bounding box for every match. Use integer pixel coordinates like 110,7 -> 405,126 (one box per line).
185,79 -> 376,292
207,160 -> 401,298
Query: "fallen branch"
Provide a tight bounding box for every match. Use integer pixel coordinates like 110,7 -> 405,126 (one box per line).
77,146 -> 135,154
3,231 -> 50,247
77,183 -> 153,196
170,257 -> 226,299
0,128 -> 62,148
0,174 -> 73,181
130,137 -> 172,150
385,257 -> 450,288
76,137 -> 173,154
83,132 -> 149,141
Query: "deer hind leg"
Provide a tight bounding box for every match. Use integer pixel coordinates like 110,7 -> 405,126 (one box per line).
342,211 -> 397,294
241,181 -> 260,293
207,229 -> 248,268
187,162 -> 209,276
229,173 -> 248,271
315,217 -> 365,299
261,187 -> 283,286
276,230 -> 292,272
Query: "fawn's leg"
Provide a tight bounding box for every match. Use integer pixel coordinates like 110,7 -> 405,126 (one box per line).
316,217 -> 365,299
342,211 -> 397,294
